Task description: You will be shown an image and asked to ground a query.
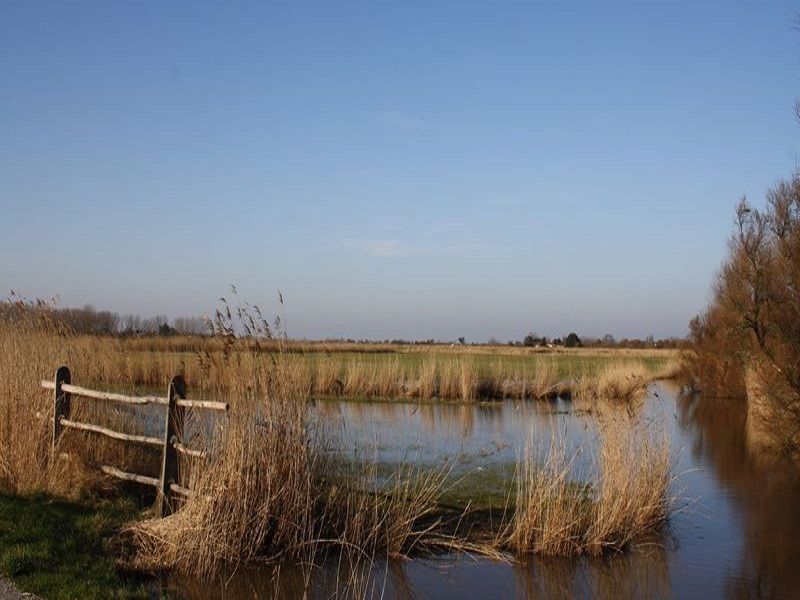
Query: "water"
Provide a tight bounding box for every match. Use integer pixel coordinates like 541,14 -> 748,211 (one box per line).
167,383 -> 800,598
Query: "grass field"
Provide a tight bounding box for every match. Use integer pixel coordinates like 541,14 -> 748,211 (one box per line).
0,493 -> 151,598
81,336 -> 679,402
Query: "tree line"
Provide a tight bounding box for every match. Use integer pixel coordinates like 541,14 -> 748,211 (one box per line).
37,304 -> 208,336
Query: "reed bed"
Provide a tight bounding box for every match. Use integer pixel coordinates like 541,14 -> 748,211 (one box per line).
310,355 -> 559,401
0,299 -> 676,585
128,354 -> 456,576
501,415 -> 671,556
309,355 -> 654,402
0,301 -> 460,577
119,335 -> 679,359
0,319 -> 675,402
129,353 -> 321,575
0,303 -> 675,405
574,361 -> 651,406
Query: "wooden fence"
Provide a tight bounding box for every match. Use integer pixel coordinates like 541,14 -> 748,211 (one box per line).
41,365 -> 228,516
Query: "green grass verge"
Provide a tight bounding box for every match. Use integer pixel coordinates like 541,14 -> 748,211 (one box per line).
0,493 -> 156,599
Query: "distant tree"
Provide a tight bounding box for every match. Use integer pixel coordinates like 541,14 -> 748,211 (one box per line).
602,333 -> 616,346
565,332 -> 582,348
120,314 -> 142,334
458,336 -> 466,345
172,316 -> 208,335
523,333 -> 536,347
140,315 -> 168,334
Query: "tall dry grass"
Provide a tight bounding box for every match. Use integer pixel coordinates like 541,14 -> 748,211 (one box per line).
0,300 -> 456,578
130,365 -> 455,575
1,307 -> 672,405
131,357 -> 317,575
417,356 -> 438,399
502,415 -> 671,556
0,301 -> 98,495
313,357 -> 342,396
575,361 -> 650,406
500,361 -> 559,400
128,307 -> 455,577
0,299 -> 676,582
312,354 -> 564,401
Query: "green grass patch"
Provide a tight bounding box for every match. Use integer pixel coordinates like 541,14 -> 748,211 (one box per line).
0,493 -> 155,599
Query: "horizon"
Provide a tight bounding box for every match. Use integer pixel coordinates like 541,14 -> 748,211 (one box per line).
10,295 -> 684,344
3,1 -> 799,341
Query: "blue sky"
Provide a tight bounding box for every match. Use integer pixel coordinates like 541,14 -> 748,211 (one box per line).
2,1 -> 798,341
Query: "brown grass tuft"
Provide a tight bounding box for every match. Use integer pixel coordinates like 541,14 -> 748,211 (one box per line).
577,361 -> 650,404
502,415 -> 671,556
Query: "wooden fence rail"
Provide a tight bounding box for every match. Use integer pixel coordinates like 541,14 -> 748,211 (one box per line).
41,365 -> 228,517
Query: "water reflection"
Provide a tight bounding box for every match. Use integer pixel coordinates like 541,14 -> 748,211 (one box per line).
516,543 -> 669,600
165,386 -> 800,599
676,392 -> 800,598
167,544 -> 671,599
315,397 -> 595,475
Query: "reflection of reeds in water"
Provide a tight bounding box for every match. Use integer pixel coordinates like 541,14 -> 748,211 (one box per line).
513,541 -> 670,600
458,404 -> 475,437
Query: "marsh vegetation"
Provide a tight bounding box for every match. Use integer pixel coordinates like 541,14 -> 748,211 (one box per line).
0,299 -> 680,595
2,297 -> 800,598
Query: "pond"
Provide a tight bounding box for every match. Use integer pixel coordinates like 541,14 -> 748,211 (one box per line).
166,382 -> 800,599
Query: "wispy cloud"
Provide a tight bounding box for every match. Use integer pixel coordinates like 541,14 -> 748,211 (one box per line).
329,216 -> 480,259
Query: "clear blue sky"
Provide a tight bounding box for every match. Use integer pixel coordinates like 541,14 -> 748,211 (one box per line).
2,1 -> 798,341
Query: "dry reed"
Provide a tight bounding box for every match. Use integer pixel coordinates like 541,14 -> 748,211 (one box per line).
576,361 -> 650,404
502,414 -> 671,556
128,306 -> 454,577
0,299 -> 676,584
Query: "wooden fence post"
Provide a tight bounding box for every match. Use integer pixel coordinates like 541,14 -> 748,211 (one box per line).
157,375 -> 186,517
52,366 -> 71,450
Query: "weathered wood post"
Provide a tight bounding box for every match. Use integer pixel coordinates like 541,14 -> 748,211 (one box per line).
157,375 -> 186,517
52,366 -> 71,450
